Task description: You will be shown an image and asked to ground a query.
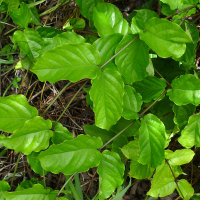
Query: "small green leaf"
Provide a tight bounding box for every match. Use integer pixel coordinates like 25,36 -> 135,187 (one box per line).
0,116 -> 53,155
97,150 -> 124,200
140,17 -> 192,58
93,3 -> 130,37
122,85 -> 142,120
177,179 -> 194,200
165,149 -> 195,165
0,95 -> 38,133
31,43 -> 100,83
39,135 -> 102,175
0,181 -> 10,192
178,113 -> 200,148
115,34 -> 149,84
133,77 -> 166,103
139,114 -> 166,168
167,74 -> 200,106
90,68 -> 124,130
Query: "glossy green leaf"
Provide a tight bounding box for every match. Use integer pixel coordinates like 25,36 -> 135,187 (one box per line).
168,74 -> 200,106
3,184 -> 57,200
177,179 -> 194,200
115,34 -> 149,84
122,85 -> 142,120
178,113 -> 200,148
75,0 -> 103,20
0,116 -> 53,155
93,3 -> 130,37
140,17 -> 192,58
139,114 -> 166,168
0,95 -> 38,133
90,68 -> 124,130
27,152 -> 46,176
133,77 -> 166,103
31,43 -> 100,83
173,104 -> 195,129
39,135 -> 102,175
93,34 -> 123,67
52,122 -> 73,144
97,150 -> 124,200
165,149 -> 195,165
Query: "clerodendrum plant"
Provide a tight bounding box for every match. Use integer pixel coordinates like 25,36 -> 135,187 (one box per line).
0,0 -> 200,199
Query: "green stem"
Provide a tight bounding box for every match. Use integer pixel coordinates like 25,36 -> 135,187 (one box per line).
28,0 -> 47,7
42,82 -> 71,116
11,152 -> 22,187
68,179 -> 83,200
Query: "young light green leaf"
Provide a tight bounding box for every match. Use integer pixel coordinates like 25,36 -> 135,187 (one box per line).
31,43 -> 100,83
140,17 -> 192,58
177,179 -> 194,200
167,74 -> 200,106
0,95 -> 38,133
138,114 -> 166,168
0,116 -> 53,155
115,34 -> 149,84
39,135 -> 102,175
122,85 -> 143,120
178,113 -> 200,148
97,150 -> 124,200
90,68 -> 124,130
165,149 -> 195,165
3,184 -> 57,200
93,3 -> 130,37
133,77 -> 166,103
173,104 -> 195,129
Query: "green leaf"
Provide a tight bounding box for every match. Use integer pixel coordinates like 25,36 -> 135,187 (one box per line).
138,114 -> 166,168
52,122 -> 73,144
0,181 -> 10,192
39,135 -> 102,175
7,0 -> 19,11
31,43 -> 100,83
97,150 -> 124,200
173,104 -> 195,129
115,34 -> 149,84
133,77 -> 166,103
148,163 -> 179,197
122,85 -> 142,120
0,116 -> 53,155
93,34 -> 123,67
3,184 -> 57,200
37,27 -> 62,38
178,113 -> 200,148
165,149 -> 195,165
93,3 -> 130,37
167,74 -> 200,106
0,95 -> 38,133
90,68 -> 124,130
27,152 -> 46,176
140,17 -> 192,58
75,0 -> 103,21
177,179 -> 194,200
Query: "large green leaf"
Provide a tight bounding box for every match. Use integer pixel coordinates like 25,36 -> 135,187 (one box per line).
167,74 -> 200,106
122,85 -> 142,120
39,135 -> 102,175
133,77 -> 166,103
3,184 -> 57,200
75,0 -> 103,21
178,113 -> 200,148
165,149 -> 195,165
115,34 -> 149,84
97,150 -> 124,200
173,104 -> 195,129
0,116 -> 53,155
90,68 -> 124,130
140,17 -> 192,58
0,95 -> 38,133
31,43 -> 100,83
93,3 -> 130,37
177,179 -> 194,200
138,114 -> 166,168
